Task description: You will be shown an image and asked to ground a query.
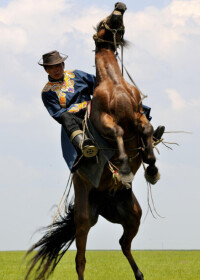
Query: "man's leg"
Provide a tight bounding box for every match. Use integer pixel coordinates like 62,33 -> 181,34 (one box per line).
58,111 -> 98,158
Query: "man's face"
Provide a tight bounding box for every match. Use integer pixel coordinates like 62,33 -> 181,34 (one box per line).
45,63 -> 64,80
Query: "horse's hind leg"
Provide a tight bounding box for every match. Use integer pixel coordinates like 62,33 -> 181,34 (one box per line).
73,173 -> 93,280
100,188 -> 144,280
119,190 -> 144,280
120,227 -> 144,280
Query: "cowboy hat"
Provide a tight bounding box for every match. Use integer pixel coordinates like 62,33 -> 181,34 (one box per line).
38,50 -> 68,66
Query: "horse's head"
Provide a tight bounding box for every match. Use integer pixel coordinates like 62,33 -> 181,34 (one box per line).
94,2 -> 127,52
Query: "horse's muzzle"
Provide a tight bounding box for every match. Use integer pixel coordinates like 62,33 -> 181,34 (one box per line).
111,10 -> 124,23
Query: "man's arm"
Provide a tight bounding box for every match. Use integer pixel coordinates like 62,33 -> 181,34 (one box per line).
41,90 -> 67,123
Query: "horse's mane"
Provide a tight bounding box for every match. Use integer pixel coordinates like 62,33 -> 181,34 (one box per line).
93,20 -> 103,32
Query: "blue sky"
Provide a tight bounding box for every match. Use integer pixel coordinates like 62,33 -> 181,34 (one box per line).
0,0 -> 200,251
66,0 -> 172,11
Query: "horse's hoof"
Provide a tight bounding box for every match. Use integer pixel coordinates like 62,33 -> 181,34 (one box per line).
144,165 -> 160,185
136,271 -> 144,280
119,171 -> 134,184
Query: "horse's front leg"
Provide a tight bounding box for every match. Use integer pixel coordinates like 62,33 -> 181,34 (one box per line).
98,113 -> 133,182
138,114 -> 160,185
73,173 -> 92,280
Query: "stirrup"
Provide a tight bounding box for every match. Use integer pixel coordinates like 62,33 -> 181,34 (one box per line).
82,145 -> 98,158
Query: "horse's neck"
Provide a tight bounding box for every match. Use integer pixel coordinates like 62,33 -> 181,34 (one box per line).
95,49 -> 123,85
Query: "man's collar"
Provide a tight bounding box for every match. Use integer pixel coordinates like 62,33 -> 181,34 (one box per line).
48,75 -> 64,83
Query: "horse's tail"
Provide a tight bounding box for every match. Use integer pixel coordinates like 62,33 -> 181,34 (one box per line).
25,203 -> 75,280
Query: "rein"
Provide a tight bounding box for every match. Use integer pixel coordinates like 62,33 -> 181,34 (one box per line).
116,52 -> 148,117
117,53 -> 147,100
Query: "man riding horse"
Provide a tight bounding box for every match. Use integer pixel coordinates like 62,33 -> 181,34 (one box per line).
39,50 -> 164,173
26,3 -> 165,280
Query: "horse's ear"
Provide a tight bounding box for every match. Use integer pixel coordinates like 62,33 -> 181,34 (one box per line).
95,20 -> 103,32
115,2 -> 119,8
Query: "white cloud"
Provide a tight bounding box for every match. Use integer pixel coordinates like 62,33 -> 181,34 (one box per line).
0,24 -> 28,53
0,0 -> 105,56
170,0 -> 200,21
0,91 -> 43,124
166,88 -> 200,113
166,88 -> 187,110
125,0 -> 200,59
150,87 -> 200,131
0,0 -> 74,54
0,0 -> 69,25
0,0 -> 199,57
165,87 -> 200,119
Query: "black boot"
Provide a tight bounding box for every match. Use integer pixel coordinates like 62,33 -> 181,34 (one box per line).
153,125 -> 165,140
71,130 -> 98,158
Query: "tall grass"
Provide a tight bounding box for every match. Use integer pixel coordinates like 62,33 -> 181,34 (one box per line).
0,250 -> 199,280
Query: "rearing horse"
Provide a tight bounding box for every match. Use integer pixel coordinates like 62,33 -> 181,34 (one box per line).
25,3 -> 160,280
91,2 -> 159,183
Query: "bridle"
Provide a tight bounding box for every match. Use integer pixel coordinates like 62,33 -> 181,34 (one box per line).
93,19 -> 125,52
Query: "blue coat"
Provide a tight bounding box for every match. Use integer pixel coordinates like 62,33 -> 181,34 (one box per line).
42,69 -> 95,170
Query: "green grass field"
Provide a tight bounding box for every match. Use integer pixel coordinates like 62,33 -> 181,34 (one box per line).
0,250 -> 200,280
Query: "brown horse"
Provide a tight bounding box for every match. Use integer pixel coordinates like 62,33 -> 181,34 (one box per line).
25,3 -> 160,280
91,2 -> 159,184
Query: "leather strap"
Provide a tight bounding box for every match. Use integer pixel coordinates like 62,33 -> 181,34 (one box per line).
70,130 -> 83,141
